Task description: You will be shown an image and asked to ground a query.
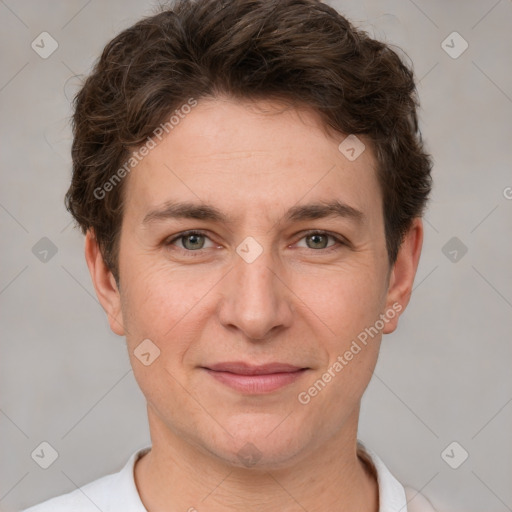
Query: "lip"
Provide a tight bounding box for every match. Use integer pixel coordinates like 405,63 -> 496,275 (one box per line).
202,362 -> 309,393
205,362 -> 305,375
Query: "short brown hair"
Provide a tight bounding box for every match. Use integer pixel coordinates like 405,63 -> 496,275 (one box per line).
66,0 -> 433,284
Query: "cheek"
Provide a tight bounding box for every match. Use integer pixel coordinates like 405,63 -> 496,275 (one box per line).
290,262 -> 386,344
119,260 -> 209,405
119,256 -> 218,349
289,260 -> 386,407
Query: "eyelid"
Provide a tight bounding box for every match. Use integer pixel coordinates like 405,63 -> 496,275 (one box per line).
165,229 -> 218,251
165,229 -> 348,253
293,229 -> 348,249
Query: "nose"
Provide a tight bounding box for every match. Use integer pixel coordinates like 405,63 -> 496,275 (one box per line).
217,244 -> 294,341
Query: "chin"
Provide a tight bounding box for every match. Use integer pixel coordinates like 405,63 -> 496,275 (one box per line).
200,424 -> 309,471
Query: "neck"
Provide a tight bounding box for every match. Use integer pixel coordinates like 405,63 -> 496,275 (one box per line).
134,406 -> 379,512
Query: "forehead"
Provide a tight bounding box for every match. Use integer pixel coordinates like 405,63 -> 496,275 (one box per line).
122,97 -> 381,225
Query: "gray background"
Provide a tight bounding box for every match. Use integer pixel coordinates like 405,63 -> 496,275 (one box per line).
1,1 -> 511,511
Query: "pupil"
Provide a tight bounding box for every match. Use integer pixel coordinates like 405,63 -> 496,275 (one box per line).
309,234 -> 325,248
186,234 -> 202,249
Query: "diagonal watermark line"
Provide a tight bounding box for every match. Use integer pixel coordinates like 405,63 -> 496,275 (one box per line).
164,161 -> 334,247
61,59 -> 78,77
61,470 -> 105,512
200,470 -> 233,503
0,471 -> 29,501
162,266 -> 234,338
266,266 -> 337,337
407,0 -> 439,28
60,264 -> 128,334
471,0 -> 502,29
0,201 -> 29,232
265,472 -> 310,512
61,368 -> 133,439
60,219 -> 74,233
0,265 -> 28,296
373,373 -> 439,438
60,265 -> 100,305
0,408 -> 29,438
164,164 -> 202,201
472,61 -> 512,104
470,204 -> 499,233
265,164 -> 337,236
472,396 -> 512,439
0,0 -> 29,28
423,216 -> 439,234
471,470 -> 512,511
265,409 -> 294,438
0,62 -> 29,92
412,265 -> 438,293
43,128 -> 66,159
471,265 -> 512,309
419,62 -> 439,84
163,366 -> 235,438
163,163 -> 236,238
61,0 -> 92,29
399,472 -> 439,512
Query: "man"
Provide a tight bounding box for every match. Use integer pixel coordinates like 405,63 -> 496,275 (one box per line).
23,0 -> 436,510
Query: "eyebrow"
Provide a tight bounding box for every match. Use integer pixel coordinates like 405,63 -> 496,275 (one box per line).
286,201 -> 364,224
142,199 -> 364,226
143,201 -> 229,225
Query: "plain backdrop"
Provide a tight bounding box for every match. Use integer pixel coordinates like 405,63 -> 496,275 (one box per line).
1,1 -> 511,511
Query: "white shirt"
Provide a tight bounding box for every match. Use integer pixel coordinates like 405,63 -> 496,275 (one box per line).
21,442 -> 436,512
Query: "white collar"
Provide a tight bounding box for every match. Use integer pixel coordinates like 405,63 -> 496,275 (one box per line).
122,442 -> 419,511
27,442 -> 435,511
357,441 -> 408,511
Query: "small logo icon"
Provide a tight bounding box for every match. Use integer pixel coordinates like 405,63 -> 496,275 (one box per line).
236,236 -> 263,263
134,338 -> 161,366
441,32 -> 468,59
31,441 -> 59,469
441,441 -> 469,469
442,236 -> 468,263
338,134 -> 365,161
31,32 -> 59,59
32,237 -> 58,263
237,442 -> 263,467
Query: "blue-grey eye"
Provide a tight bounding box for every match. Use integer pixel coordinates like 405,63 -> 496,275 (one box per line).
180,233 -> 206,250
306,233 -> 330,249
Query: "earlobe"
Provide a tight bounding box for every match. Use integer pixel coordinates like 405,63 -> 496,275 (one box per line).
382,218 -> 424,334
84,229 -> 125,336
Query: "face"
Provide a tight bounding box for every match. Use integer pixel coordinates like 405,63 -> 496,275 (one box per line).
88,96 -> 420,469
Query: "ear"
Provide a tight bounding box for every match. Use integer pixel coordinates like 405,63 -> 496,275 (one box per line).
382,218 -> 423,334
84,228 -> 125,336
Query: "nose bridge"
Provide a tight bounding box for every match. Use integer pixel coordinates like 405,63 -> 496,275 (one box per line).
218,237 -> 291,340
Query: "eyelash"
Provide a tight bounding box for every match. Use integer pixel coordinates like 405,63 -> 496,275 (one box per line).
164,229 -> 348,256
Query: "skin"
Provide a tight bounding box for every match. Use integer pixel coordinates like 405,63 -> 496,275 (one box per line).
85,96 -> 423,512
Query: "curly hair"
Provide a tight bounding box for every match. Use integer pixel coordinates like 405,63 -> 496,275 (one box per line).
66,0 -> 433,283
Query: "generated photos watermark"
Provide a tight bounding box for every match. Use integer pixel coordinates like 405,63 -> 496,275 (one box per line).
93,97 -> 198,200
298,302 -> 403,405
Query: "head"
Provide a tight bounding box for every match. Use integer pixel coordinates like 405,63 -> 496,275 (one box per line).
69,0 -> 432,468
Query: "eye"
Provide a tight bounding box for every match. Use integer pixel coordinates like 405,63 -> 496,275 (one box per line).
164,229 -> 348,255
166,230 -> 216,251
295,231 -> 346,251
